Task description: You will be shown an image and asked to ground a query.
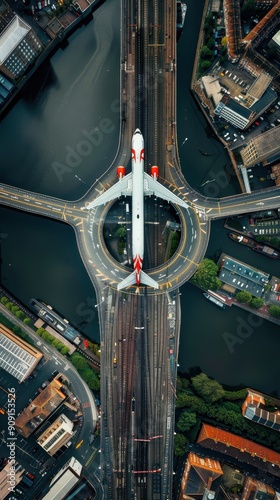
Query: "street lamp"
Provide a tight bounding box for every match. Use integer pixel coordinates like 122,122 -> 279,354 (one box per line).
95,297 -> 104,308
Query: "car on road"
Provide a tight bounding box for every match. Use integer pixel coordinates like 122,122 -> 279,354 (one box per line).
240,134 -> 245,140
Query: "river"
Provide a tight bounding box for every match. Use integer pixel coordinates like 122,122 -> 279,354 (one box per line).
0,0 -> 279,394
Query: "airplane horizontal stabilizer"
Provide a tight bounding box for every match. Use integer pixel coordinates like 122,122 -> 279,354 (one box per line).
139,271 -> 158,289
117,272 -> 136,291
117,270 -> 159,290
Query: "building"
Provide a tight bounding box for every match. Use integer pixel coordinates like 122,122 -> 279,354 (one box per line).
223,0 -> 243,62
0,461 -> 25,499
242,389 -> 280,432
240,126 -> 280,167
214,77 -> 277,130
41,457 -> 82,500
15,378 -> 66,438
215,94 -> 254,129
197,424 -> 280,475
37,414 -> 74,456
218,254 -> 270,297
270,163 -> 280,185
0,4 -> 43,81
179,452 -> 223,500
241,476 -> 276,500
0,323 -> 43,382
269,29 -> 280,59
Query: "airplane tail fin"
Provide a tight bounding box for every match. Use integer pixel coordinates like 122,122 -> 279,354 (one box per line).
117,271 -> 159,291
140,271 -> 159,289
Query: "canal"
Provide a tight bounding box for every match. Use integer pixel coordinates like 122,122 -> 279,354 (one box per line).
0,0 -> 279,394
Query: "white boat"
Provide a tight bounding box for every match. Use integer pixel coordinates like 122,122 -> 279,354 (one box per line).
177,1 -> 187,31
203,292 -> 226,308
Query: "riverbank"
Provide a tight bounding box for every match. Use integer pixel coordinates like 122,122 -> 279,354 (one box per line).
189,0 -> 245,193
0,0 -> 104,120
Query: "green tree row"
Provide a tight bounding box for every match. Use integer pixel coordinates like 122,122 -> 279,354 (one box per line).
236,291 -> 280,317
0,296 -> 31,325
235,291 -> 264,309
36,327 -> 70,355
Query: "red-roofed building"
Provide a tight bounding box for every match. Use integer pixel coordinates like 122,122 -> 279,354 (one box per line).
242,390 -> 280,432
197,424 -> 280,476
241,477 -> 276,500
179,452 -> 223,500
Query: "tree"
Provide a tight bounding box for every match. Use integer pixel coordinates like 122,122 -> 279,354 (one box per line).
249,297 -> 264,309
23,317 -> 31,325
13,325 -> 21,334
80,368 -> 94,383
55,342 -> 65,351
221,36 -> 228,47
60,346 -> 70,355
15,311 -> 25,320
87,373 -> 100,391
71,353 -> 88,371
200,60 -> 212,71
174,433 -> 188,457
200,46 -> 213,59
191,258 -> 222,291
5,301 -> 13,311
206,37 -> 215,50
116,227 -> 126,239
11,305 -> 20,314
0,296 -> 8,305
177,411 -> 197,432
268,305 -> 280,318
191,373 -> 224,403
36,328 -> 46,336
235,291 -> 252,304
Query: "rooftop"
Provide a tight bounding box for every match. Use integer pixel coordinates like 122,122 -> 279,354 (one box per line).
15,379 -> 66,437
0,16 -> 30,64
0,323 -> 42,382
218,254 -> 270,297
197,424 -> 280,468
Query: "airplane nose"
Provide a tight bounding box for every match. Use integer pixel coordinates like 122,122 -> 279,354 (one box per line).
134,128 -> 141,135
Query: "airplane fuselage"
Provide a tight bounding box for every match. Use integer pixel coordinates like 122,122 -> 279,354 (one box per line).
131,129 -> 145,284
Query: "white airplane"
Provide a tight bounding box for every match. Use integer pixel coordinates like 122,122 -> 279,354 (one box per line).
86,129 -> 188,290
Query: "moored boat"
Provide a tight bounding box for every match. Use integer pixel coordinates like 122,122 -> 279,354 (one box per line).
228,232 -> 280,259
203,292 -> 226,308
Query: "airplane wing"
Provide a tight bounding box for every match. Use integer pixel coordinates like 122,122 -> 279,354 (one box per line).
86,173 -> 132,210
143,173 -> 188,209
